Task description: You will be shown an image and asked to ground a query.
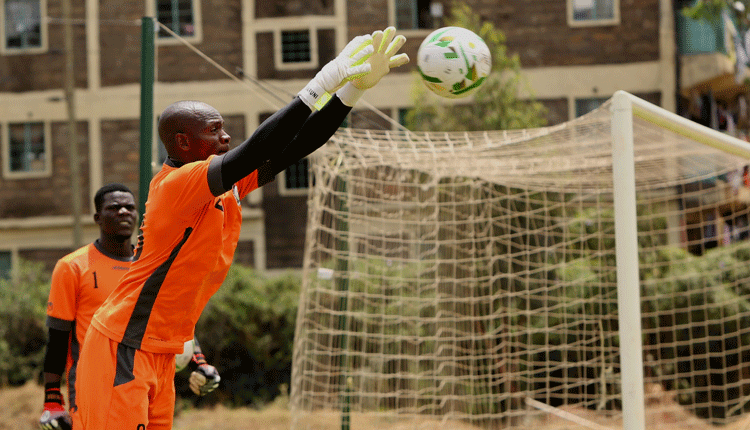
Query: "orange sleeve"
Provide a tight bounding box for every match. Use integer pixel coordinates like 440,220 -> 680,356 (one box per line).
235,170 -> 259,200
47,258 -> 80,327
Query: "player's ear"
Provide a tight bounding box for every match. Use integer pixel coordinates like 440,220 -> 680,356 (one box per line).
93,212 -> 101,225
175,132 -> 190,151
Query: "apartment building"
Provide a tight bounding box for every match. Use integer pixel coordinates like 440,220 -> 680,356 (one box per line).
0,0 -> 690,277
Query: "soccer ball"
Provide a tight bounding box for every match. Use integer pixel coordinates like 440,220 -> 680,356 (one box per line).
175,339 -> 194,372
416,26 -> 491,99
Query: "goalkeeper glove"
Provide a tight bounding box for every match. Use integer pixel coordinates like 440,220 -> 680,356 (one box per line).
39,387 -> 72,430
351,27 -> 409,90
298,34 -> 374,110
189,364 -> 221,396
336,27 -> 410,107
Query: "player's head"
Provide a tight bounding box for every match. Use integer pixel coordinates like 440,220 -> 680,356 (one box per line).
158,100 -> 231,163
94,183 -> 138,240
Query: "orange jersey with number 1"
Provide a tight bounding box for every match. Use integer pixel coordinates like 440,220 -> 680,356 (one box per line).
91,155 -> 258,353
46,242 -> 132,410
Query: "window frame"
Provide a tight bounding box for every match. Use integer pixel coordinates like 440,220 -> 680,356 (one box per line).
2,120 -> 52,179
0,0 -> 48,55
567,0 -> 620,27
147,0 -> 203,46
388,0 -> 442,38
274,28 -> 317,71
278,157 -> 311,197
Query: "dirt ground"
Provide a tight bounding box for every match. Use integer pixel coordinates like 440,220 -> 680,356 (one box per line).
4,382 -> 750,430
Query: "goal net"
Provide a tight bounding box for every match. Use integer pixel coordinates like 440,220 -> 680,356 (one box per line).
290,91 -> 750,430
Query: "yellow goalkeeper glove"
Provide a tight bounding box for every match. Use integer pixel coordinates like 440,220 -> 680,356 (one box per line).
351,27 -> 409,90
298,34 -> 374,110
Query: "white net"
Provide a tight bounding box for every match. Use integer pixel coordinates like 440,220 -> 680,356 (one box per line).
290,95 -> 750,430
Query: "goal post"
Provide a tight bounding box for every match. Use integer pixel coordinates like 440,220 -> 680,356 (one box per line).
291,91 -> 750,430
611,90 -> 750,430
611,91 -> 645,430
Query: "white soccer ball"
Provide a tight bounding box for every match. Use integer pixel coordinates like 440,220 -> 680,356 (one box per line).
416,26 -> 492,99
175,339 -> 194,372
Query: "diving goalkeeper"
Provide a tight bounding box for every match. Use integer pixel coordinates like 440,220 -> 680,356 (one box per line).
74,27 -> 408,429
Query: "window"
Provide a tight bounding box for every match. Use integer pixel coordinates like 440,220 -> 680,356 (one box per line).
280,158 -> 311,196
3,0 -> 44,52
568,0 -> 619,26
4,121 -> 49,177
395,0 -> 437,30
575,97 -> 608,117
281,30 -> 311,63
156,0 -> 198,40
0,251 -> 10,280
275,29 -> 316,70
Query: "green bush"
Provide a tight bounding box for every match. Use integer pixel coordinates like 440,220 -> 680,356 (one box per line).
183,265 -> 301,407
0,260 -> 301,409
0,260 -> 49,386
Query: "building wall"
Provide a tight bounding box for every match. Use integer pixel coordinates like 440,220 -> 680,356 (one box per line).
0,121 -> 89,218
101,119 -> 141,201
494,0 -> 660,67
255,0 -> 335,18
0,0 -> 88,92
0,0 -> 676,276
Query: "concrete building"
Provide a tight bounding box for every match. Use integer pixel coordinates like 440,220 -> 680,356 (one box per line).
0,0 -> 729,277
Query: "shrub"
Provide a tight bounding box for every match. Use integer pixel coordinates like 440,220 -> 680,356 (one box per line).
179,265 -> 301,407
0,260 -> 49,386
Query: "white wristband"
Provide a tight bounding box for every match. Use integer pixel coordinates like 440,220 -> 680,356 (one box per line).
298,80 -> 327,110
336,82 -> 366,107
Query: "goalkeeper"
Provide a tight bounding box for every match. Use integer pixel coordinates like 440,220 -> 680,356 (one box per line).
74,28 -> 408,429
40,184 -> 220,430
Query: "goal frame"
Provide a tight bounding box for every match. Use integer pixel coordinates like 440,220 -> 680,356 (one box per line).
292,90 -> 750,430
611,90 -> 750,430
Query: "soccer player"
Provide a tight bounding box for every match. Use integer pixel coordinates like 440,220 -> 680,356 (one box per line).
39,184 -> 220,430
74,28 -> 408,429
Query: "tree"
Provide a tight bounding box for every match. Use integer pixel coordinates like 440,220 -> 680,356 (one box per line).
682,0 -> 750,85
404,3 -> 547,132
683,0 -> 750,31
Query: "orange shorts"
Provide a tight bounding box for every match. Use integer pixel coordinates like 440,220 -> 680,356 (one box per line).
75,328 -> 176,430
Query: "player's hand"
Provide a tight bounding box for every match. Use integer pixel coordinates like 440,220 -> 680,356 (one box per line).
351,27 -> 409,90
39,388 -> 72,430
189,364 -> 221,396
298,34 -> 375,109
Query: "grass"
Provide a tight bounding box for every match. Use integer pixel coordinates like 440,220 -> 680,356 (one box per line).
7,381 -> 750,430
1,382 -> 293,430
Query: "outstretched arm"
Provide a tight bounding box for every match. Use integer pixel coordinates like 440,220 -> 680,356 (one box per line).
209,33 -> 376,195
257,93 -> 352,186
257,27 -> 410,186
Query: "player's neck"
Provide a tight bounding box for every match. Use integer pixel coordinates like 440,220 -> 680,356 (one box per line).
96,237 -> 134,259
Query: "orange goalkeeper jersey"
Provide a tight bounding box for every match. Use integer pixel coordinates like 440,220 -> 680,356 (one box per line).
46,241 -> 132,378
91,155 -> 258,353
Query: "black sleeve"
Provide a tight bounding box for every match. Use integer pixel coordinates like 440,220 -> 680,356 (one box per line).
213,95 -> 351,192
257,95 -> 352,186
43,328 -> 70,377
213,97 -> 312,193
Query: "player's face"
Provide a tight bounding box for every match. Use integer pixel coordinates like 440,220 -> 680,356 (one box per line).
96,191 -> 138,239
182,106 -> 231,162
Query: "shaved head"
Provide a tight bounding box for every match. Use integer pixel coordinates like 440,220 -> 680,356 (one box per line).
158,101 -> 225,162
